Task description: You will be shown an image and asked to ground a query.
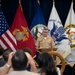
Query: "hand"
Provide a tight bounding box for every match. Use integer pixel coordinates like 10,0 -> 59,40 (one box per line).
25,52 -> 37,73
25,52 -> 34,66
7,52 -> 15,67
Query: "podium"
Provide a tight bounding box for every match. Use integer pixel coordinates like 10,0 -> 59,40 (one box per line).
36,47 -> 57,61
36,47 -> 57,53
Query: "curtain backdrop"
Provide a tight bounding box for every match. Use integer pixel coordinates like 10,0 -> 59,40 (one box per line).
2,0 -> 75,27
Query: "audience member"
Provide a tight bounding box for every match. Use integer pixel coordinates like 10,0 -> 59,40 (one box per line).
0,48 -> 5,67
3,48 -> 12,63
0,50 -> 39,75
0,48 -> 12,73
37,52 -> 61,75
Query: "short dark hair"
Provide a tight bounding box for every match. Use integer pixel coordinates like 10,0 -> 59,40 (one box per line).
2,48 -> 12,63
23,48 -> 32,55
12,50 -> 28,71
43,27 -> 48,31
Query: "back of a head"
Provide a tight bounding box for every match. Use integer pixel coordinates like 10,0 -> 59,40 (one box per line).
12,50 -> 28,71
38,52 -> 54,68
23,48 -> 32,55
0,48 -> 4,56
2,48 -> 12,63
38,52 -> 58,75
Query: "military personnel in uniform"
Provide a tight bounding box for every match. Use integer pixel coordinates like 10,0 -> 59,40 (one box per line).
36,28 -> 55,52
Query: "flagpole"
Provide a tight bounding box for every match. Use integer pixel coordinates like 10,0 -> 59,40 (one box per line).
72,0 -> 73,2
53,0 -> 55,5
19,0 -> 23,11
19,0 -> 21,4
0,0 -> 1,7
37,0 -> 40,5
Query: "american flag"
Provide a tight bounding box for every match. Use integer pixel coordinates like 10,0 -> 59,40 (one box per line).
0,8 -> 17,51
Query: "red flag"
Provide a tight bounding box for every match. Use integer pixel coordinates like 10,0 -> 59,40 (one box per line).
10,4 -> 36,57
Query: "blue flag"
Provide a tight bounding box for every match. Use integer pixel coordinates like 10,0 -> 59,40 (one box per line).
30,4 -> 47,40
30,3 -> 47,62
30,4 -> 46,29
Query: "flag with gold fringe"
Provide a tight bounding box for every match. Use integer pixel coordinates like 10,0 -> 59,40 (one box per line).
64,2 -> 75,67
